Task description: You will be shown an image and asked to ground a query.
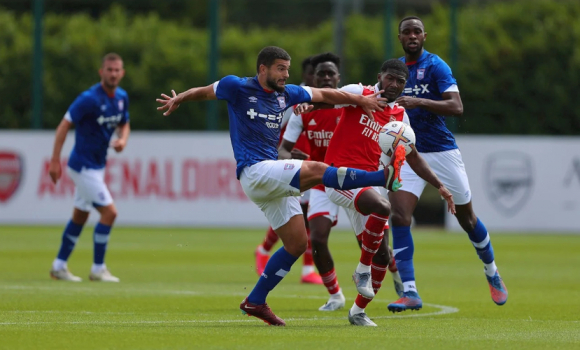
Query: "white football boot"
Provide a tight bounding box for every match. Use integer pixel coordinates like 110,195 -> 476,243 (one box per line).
50,268 -> 82,282
89,268 -> 120,282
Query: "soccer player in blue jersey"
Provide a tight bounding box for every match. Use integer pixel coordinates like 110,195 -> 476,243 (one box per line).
156,46 -> 406,326
386,17 -> 508,311
48,53 -> 130,283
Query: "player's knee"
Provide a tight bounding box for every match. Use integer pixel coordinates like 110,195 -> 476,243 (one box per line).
373,198 -> 391,217
310,229 -> 329,250
458,216 -> 477,233
286,239 -> 308,257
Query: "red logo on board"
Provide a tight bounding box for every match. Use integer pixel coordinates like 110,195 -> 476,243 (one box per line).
0,152 -> 23,203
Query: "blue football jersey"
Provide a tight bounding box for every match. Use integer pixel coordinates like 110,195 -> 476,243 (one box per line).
65,83 -> 130,171
399,50 -> 458,152
214,75 -> 312,178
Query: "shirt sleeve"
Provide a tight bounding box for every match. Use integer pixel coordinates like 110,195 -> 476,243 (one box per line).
432,58 -> 458,94
285,84 -> 312,107
335,84 -> 365,108
214,75 -> 244,103
282,112 -> 304,143
120,95 -> 130,125
64,92 -> 97,124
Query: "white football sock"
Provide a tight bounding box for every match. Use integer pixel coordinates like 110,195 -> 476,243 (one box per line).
330,289 -> 344,299
91,263 -> 105,274
403,281 -> 418,293
484,261 -> 497,277
52,259 -> 66,271
302,265 -> 315,276
355,262 -> 371,274
257,245 -> 269,255
350,303 -> 365,315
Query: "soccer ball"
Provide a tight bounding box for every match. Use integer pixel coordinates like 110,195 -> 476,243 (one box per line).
378,121 -> 416,156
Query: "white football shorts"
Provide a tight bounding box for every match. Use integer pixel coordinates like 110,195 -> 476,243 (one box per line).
239,159 -> 304,230
326,186 -> 387,237
307,187 -> 339,225
398,148 -> 472,205
67,167 -> 114,212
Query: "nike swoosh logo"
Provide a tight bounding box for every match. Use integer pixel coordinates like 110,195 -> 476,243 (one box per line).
393,247 -> 408,256
243,305 -> 256,309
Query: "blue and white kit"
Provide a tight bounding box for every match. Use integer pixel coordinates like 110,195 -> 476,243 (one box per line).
64,83 -> 129,210
399,50 -> 471,204
214,75 -> 313,228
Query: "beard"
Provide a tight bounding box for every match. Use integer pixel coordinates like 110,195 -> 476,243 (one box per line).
103,78 -> 118,90
378,82 -> 396,103
266,76 -> 286,93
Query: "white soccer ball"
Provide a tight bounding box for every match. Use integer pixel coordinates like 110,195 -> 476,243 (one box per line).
378,121 -> 416,156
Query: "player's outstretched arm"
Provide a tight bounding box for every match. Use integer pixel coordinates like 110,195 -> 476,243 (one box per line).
112,122 -> 130,153
310,87 -> 387,119
396,91 -> 463,117
156,85 -> 217,116
406,150 -> 456,214
49,119 -> 72,184
278,140 -> 309,160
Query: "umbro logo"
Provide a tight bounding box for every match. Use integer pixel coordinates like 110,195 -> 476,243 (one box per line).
249,96 -> 258,103
350,170 -> 356,180
308,119 -> 317,126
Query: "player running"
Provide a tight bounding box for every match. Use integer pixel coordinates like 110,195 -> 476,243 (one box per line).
386,16 -> 508,313
156,46 -> 405,326
49,53 -> 129,283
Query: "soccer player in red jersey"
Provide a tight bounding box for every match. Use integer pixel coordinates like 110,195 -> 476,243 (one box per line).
254,56 -> 323,285
279,53 -> 345,308
318,59 -> 455,326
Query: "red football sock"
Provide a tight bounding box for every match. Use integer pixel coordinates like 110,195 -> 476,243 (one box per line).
261,226 -> 279,252
303,228 -> 314,266
359,214 -> 388,265
320,268 -> 340,295
354,262 -> 388,309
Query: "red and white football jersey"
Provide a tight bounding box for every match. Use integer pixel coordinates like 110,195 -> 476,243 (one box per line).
324,83 -> 409,171
279,106 -> 311,157
283,108 -> 341,163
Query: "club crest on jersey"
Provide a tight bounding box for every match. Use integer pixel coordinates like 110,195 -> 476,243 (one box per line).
277,96 -> 286,109
0,151 -> 23,203
284,163 -> 295,170
118,100 -> 124,111
417,69 -> 425,80
248,96 -> 258,103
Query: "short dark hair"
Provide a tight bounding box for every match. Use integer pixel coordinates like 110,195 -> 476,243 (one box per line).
398,16 -> 424,33
380,59 -> 409,79
310,52 -> 341,71
102,52 -> 122,66
301,56 -> 313,73
256,46 -> 291,73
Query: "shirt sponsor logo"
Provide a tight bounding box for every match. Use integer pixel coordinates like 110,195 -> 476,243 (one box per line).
404,84 -> 430,95
417,69 -> 425,80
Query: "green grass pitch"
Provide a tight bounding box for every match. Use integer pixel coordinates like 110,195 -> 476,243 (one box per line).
1,226 -> 579,349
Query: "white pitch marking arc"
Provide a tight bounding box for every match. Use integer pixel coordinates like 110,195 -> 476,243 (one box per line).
0,286 -> 459,325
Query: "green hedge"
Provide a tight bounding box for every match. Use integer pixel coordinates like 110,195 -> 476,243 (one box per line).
1,0 -> 579,134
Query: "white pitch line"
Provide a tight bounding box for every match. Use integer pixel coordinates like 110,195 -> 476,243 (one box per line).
0,284 -> 459,325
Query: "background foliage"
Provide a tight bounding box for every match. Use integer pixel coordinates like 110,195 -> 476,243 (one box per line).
0,0 -> 578,133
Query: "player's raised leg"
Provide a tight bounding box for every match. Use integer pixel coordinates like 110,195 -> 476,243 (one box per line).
89,203 -> 120,282
50,208 -> 88,281
455,203 -> 507,305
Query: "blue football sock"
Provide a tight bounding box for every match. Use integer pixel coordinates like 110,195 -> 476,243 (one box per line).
322,167 -> 385,190
93,223 -> 112,265
56,220 -> 84,261
248,247 -> 298,305
468,218 -> 495,264
392,226 -> 415,283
